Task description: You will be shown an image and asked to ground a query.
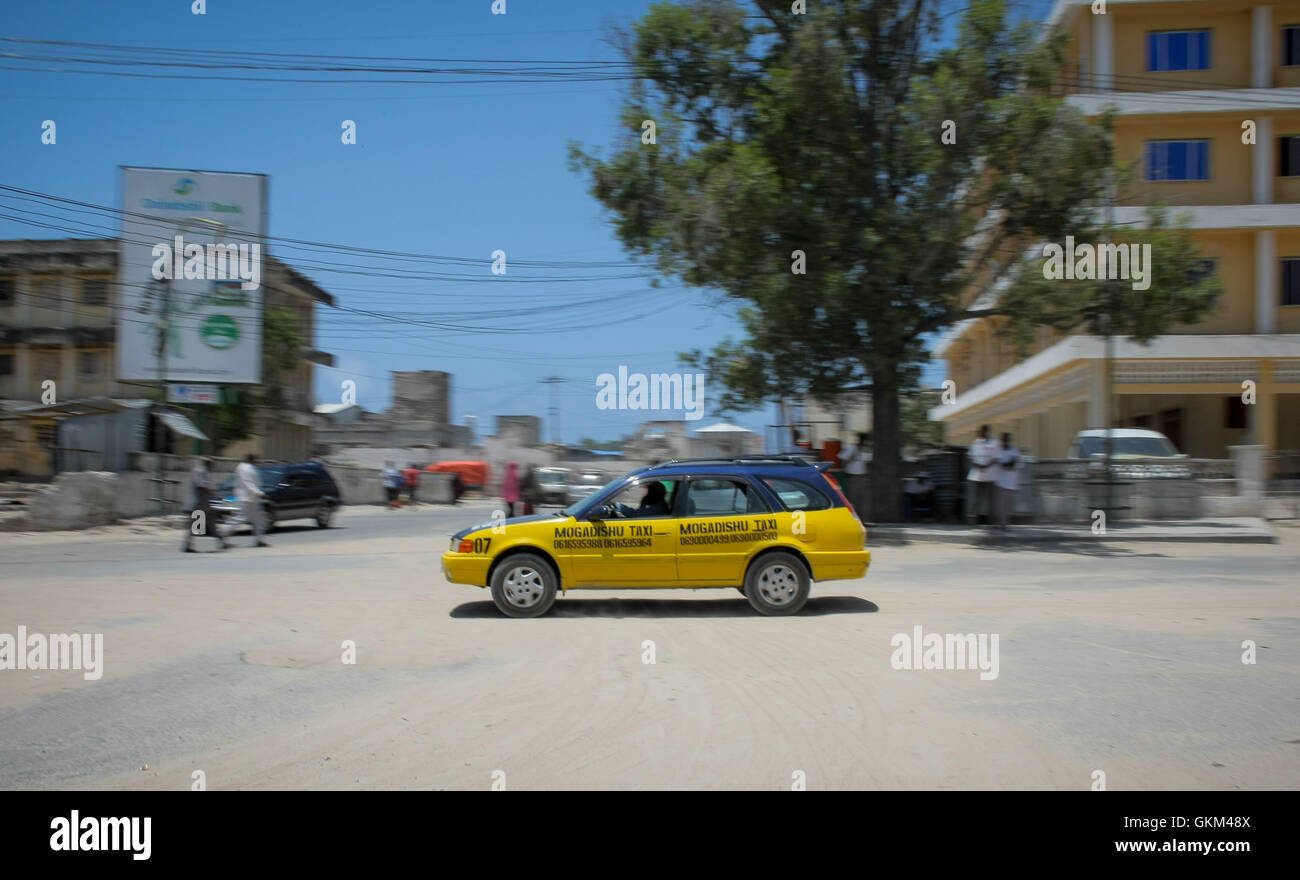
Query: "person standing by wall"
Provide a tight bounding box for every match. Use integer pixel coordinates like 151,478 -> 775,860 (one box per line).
995,432 -> 1020,530
967,425 -> 997,526
403,463 -> 420,506
520,464 -> 540,515
838,432 -> 871,517
381,461 -> 403,509
182,456 -> 229,552
502,461 -> 521,517
235,453 -> 270,547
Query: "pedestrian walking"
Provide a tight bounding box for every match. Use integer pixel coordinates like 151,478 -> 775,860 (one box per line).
381,461 -> 403,509
967,424 -> 997,526
235,453 -> 270,547
451,471 -> 463,505
838,431 -> 871,516
502,461 -> 521,518
181,456 -> 229,552
995,433 -> 1020,530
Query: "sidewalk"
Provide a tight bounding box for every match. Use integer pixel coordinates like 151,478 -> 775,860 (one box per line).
867,517 -> 1279,544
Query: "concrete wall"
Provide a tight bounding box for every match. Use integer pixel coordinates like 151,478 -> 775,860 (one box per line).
329,466 -> 454,505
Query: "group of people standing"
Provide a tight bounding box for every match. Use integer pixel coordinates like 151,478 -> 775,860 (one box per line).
500,461 -> 541,517
966,425 -> 1020,529
381,462 -> 423,509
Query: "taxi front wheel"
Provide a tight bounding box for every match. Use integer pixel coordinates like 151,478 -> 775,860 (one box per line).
744,552 -> 810,616
490,553 -> 558,618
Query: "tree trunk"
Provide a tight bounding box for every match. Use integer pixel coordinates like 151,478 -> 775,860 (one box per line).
870,359 -> 902,523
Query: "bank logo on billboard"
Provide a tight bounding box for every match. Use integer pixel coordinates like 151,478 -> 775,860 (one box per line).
200,315 -> 240,350
116,167 -> 267,385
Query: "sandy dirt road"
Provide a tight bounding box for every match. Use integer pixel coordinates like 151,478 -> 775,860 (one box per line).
1,505 -> 1296,790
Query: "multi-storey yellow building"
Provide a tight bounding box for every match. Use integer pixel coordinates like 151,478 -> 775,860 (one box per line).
933,0 -> 1300,459
0,238 -> 334,474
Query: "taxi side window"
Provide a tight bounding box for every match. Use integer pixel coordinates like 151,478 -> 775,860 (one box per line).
606,478 -> 681,518
683,478 -> 768,516
762,477 -> 831,511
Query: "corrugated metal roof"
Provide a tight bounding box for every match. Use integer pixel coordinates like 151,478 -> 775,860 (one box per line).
158,411 -> 207,441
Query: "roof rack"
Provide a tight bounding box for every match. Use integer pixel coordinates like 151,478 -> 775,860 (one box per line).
643,455 -> 819,471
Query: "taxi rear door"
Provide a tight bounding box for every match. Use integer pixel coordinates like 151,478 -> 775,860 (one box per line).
674,475 -> 779,585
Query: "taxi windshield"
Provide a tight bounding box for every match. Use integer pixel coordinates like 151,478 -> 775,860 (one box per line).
561,474 -> 627,517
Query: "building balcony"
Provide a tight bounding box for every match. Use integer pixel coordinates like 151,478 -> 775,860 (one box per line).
1067,87 -> 1300,117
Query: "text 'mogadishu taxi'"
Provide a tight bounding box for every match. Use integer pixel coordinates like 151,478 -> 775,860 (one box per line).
441,456 -> 870,618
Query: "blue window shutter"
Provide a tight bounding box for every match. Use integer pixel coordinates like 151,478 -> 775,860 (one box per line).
1149,32 -> 1170,70
1170,143 -> 1188,180
1170,33 -> 1188,70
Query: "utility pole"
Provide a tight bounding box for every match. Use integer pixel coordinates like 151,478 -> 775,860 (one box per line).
539,376 -> 565,445
153,275 -> 171,517
1102,165 -> 1118,521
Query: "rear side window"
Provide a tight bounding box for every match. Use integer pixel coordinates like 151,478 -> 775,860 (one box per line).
683,478 -> 768,515
762,477 -> 832,511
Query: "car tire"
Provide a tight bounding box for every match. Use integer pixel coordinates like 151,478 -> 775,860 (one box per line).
743,552 -> 810,616
316,501 -> 333,528
489,553 -> 558,618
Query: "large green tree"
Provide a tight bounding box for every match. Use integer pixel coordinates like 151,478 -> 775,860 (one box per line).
571,0 -> 1218,520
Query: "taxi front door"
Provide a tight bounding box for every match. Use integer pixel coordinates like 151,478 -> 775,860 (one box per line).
565,480 -> 679,586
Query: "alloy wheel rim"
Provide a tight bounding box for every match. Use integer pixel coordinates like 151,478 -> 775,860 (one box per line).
757,564 -> 799,606
503,566 -> 545,607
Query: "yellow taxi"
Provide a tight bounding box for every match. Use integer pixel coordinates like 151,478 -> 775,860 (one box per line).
441,456 -> 870,617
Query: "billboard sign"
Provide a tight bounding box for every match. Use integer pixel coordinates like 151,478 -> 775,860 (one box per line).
117,167 -> 268,384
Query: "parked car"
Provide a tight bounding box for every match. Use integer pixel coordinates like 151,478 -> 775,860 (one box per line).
565,469 -> 610,506
1068,429 -> 1190,479
442,455 -> 870,618
212,461 -> 341,530
532,467 -> 570,505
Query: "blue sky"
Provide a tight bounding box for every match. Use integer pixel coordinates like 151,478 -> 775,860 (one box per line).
1,0 -> 1045,446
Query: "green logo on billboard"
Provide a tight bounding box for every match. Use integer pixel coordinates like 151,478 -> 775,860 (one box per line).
200,315 -> 239,350
174,177 -> 196,195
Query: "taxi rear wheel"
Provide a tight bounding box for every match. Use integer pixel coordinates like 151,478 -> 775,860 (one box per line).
490,553 -> 558,618
743,552 -> 810,616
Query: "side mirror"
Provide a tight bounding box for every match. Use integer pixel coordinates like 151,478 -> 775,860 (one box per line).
588,504 -> 613,521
